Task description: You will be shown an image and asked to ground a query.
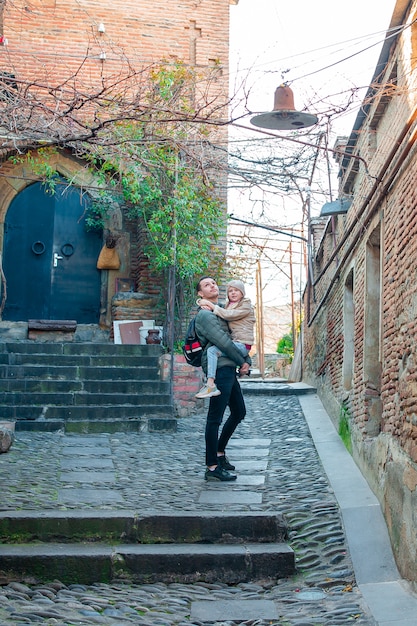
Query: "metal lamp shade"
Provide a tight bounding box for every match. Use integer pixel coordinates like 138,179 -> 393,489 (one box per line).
251,85 -> 318,130
320,198 -> 352,216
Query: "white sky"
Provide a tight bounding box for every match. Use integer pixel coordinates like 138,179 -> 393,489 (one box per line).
227,0 -> 398,309
229,0 -> 397,134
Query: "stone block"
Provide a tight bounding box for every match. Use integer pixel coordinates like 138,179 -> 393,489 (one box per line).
0,428 -> 14,453
191,599 -> 278,621
0,422 -> 15,453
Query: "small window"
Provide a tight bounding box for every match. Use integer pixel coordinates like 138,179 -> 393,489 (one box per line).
0,72 -> 18,101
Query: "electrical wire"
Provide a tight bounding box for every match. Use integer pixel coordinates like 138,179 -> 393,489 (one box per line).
230,21 -> 410,83
288,21 -> 415,84
232,24 -> 403,74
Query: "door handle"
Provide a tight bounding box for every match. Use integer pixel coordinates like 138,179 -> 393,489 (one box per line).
53,252 -> 63,267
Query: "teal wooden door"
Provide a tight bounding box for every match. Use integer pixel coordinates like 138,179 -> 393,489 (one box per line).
3,181 -> 102,322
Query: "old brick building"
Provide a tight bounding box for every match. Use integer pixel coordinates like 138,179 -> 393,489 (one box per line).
303,0 -> 417,581
0,0 -> 237,331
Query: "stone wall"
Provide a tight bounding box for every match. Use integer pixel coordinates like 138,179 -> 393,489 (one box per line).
111,292 -> 163,325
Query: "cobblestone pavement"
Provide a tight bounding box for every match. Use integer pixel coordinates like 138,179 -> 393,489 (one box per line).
0,394 -> 377,625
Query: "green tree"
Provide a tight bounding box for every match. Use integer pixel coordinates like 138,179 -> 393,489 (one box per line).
276,332 -> 294,361
85,62 -> 228,346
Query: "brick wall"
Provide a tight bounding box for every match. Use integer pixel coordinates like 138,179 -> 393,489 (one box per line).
303,5 -> 417,582
160,353 -> 204,417
0,0 -> 234,328
1,0 -> 233,81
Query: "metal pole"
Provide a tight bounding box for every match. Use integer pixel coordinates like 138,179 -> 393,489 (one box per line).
256,260 -> 264,378
289,241 -> 296,351
167,154 -> 179,402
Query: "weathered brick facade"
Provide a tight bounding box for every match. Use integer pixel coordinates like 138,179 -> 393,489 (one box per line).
0,0 -> 236,328
303,0 -> 417,581
160,353 -> 204,417
1,0 -> 236,82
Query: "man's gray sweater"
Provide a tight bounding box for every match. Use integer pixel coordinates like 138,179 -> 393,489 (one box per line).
194,309 -> 249,375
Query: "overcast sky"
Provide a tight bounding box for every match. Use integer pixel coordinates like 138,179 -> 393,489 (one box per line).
229,0 -> 397,136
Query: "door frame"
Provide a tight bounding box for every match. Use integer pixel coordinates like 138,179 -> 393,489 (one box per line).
0,150 -> 124,329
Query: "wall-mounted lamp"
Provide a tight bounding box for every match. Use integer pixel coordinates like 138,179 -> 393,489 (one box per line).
98,22 -> 105,34
99,51 -> 106,61
251,84 -> 318,131
320,198 -> 352,217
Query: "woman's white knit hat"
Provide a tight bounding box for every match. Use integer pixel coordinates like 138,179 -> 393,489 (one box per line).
227,279 -> 245,297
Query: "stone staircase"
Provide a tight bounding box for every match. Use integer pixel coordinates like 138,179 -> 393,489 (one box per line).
0,511 -> 295,585
0,342 -> 176,432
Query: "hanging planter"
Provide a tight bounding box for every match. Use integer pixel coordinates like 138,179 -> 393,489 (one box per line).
96,233 -> 121,270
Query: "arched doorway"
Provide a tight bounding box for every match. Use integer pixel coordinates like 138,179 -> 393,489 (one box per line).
2,180 -> 102,323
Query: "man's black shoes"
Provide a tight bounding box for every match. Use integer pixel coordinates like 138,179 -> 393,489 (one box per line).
217,455 -> 235,471
205,465 -> 237,481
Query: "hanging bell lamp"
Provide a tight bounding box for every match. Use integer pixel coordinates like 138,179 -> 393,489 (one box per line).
251,84 -> 318,131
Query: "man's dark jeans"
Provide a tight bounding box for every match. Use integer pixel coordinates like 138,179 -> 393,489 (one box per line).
205,366 -> 246,467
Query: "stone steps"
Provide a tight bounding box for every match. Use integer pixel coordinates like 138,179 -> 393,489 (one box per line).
0,353 -> 160,367
0,512 -> 295,585
0,511 -> 288,543
0,342 -> 175,432
0,379 -> 168,393
0,342 -> 153,355
0,542 -> 295,585
0,364 -> 160,380
240,380 -> 317,395
0,391 -> 171,406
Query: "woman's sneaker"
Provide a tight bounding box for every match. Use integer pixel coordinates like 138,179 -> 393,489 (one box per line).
217,455 -> 235,470
195,384 -> 221,399
205,465 -> 237,481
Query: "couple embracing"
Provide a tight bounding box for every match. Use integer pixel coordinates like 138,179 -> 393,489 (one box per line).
193,276 -> 255,482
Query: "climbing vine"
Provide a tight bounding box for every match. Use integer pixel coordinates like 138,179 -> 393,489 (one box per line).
9,147 -> 60,193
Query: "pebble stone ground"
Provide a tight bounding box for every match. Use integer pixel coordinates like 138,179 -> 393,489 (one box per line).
0,393 -> 377,625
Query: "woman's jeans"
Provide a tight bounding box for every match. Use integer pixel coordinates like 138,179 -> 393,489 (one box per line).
206,341 -> 248,379
205,366 -> 246,467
